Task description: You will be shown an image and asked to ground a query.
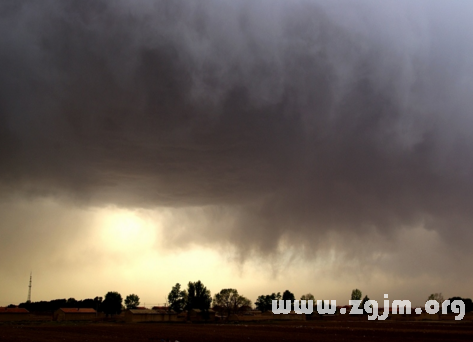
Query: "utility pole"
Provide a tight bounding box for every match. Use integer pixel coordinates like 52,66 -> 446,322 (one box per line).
27,272 -> 32,303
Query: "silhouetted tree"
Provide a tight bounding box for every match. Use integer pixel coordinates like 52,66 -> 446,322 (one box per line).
18,296 -> 104,313
300,293 -> 315,301
427,293 -> 444,304
186,281 -> 211,318
93,297 -> 103,312
255,292 -> 281,312
351,289 -> 362,301
213,288 -> 251,319
66,298 -> 77,307
101,291 -> 123,316
350,289 -> 363,312
282,290 -> 295,301
282,290 -> 295,310
124,294 -> 140,309
168,283 -> 187,313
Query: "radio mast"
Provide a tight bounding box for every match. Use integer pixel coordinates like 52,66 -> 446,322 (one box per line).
27,272 -> 32,303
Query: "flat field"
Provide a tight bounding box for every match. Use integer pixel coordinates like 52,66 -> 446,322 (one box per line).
1,320 -> 472,341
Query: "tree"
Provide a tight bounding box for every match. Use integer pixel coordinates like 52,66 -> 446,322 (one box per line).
300,293 -> 315,301
255,292 -> 281,312
282,290 -> 295,310
213,288 -> 251,319
282,290 -> 295,301
93,296 -> 103,312
350,289 -> 363,311
427,293 -> 444,304
101,291 -> 123,316
168,283 -> 188,313
124,294 -> 140,309
186,281 -> 212,317
351,289 -> 362,301
66,298 -> 77,307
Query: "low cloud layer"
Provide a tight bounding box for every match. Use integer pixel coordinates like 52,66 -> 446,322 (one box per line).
1,0 -> 473,266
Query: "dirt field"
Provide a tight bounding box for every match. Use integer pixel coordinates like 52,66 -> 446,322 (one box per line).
1,320 -> 472,342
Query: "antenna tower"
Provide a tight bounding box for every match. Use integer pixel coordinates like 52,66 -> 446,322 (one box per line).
27,272 -> 32,303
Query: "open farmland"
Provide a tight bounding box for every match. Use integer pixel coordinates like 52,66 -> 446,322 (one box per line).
1,320 -> 472,342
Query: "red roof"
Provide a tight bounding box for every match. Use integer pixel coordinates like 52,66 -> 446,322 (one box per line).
59,308 -> 96,313
0,307 -> 29,313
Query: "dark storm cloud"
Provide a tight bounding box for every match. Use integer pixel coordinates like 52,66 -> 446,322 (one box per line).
1,0 -> 473,255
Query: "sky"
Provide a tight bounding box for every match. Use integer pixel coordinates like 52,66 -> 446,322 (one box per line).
1,0 -> 473,308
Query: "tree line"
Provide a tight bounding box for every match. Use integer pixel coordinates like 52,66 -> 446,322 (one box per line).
15,285 -> 473,317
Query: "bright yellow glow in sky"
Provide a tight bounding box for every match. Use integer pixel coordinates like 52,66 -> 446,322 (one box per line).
1,199 -> 470,308
97,209 -> 157,252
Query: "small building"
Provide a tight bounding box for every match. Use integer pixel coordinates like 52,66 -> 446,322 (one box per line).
125,309 -> 178,323
187,309 -> 216,321
0,307 -> 30,321
54,308 -> 96,321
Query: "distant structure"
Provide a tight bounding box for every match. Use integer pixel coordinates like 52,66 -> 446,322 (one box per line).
54,308 -> 96,322
27,272 -> 32,303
